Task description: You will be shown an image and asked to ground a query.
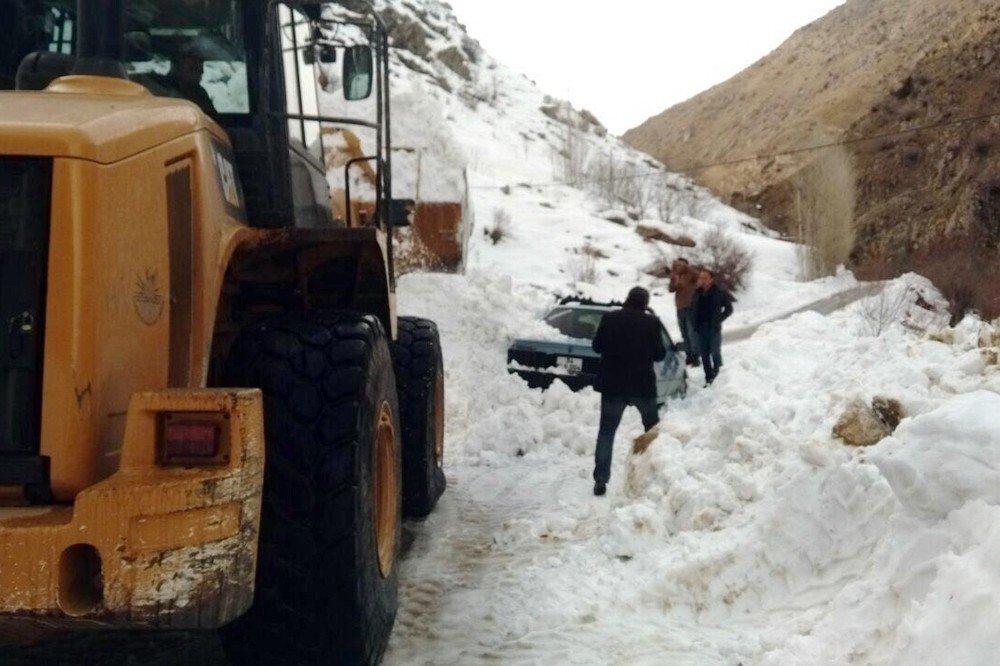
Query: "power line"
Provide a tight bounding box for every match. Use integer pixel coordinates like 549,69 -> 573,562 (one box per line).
472,109 -> 1000,191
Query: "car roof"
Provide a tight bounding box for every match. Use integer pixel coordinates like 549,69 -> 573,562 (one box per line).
549,303 -> 616,313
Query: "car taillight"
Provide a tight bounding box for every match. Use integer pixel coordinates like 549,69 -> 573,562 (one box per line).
162,421 -> 220,460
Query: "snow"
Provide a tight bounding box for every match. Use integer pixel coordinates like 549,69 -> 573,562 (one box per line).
872,392 -> 1000,520
310,2 -> 1000,663
392,267 -> 998,664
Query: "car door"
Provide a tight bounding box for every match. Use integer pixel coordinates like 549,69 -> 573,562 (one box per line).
655,327 -> 687,404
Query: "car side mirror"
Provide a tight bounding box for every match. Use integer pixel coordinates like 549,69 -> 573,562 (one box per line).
390,199 -> 415,227
343,45 -> 373,100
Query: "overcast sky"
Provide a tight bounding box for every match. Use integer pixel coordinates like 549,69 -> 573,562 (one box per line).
445,0 -> 846,135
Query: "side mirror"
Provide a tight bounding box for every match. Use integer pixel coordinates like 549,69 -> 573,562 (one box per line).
343,45 -> 373,100
302,47 -> 316,65
390,199 -> 415,227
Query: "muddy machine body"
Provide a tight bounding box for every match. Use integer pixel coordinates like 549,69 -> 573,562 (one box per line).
0,0 -> 446,660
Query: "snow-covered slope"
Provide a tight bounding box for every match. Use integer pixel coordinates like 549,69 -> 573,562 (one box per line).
320,3 -> 1000,664
322,1 -> 855,326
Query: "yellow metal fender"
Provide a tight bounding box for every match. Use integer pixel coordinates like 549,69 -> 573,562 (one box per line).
0,388 -> 265,637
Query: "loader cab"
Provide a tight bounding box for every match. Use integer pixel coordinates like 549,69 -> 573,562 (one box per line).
3,0 -> 396,234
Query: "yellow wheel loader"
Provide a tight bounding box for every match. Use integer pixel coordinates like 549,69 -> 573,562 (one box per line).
0,0 -> 446,661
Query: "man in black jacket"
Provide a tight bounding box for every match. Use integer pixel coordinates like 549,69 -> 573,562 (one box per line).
693,270 -> 734,385
591,287 -> 666,496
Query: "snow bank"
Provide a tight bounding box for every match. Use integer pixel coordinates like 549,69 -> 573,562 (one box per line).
873,391 -> 1000,520
607,284 -> 999,664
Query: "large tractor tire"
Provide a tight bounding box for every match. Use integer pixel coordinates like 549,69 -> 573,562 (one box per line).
391,317 -> 446,518
220,311 -> 401,665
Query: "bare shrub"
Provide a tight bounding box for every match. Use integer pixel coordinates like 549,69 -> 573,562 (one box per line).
653,185 -> 693,224
872,396 -> 905,430
564,252 -> 597,284
913,231 -> 1000,323
794,145 -> 856,279
551,104 -> 591,187
858,286 -> 910,337
587,154 -> 654,216
698,228 -> 754,292
485,208 -> 512,244
644,243 -> 676,280
594,154 -> 623,206
615,164 -> 654,219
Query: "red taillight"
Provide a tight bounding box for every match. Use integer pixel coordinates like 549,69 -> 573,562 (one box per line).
162,421 -> 220,459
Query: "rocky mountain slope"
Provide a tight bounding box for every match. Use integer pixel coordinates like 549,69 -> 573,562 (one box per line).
623,0 -> 1000,317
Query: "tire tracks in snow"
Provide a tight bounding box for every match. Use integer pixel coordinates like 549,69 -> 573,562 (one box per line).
388,458 -> 605,663
387,456 -> 744,664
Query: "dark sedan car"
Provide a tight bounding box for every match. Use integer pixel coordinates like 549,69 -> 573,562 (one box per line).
507,299 -> 687,404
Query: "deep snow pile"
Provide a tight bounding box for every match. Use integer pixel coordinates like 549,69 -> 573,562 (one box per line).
616,277 -> 1000,664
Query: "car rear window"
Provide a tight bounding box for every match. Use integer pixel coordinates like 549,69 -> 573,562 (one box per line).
544,308 -> 606,340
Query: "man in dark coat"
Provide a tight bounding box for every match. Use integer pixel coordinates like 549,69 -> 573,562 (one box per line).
693,269 -> 734,385
590,287 -> 666,496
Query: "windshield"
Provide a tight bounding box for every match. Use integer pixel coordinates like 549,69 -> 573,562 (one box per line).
125,0 -> 249,114
3,0 -> 250,113
544,308 -> 607,340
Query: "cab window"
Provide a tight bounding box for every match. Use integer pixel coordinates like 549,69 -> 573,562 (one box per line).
1,0 -> 250,114
125,0 -> 250,115
277,4 -> 323,160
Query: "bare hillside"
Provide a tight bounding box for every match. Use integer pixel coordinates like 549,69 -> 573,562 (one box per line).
624,0 -> 1000,316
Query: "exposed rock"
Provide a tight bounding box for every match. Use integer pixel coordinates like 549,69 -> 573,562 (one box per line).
436,46 -> 472,81
540,104 -> 562,123
599,210 -> 630,226
834,402 -> 892,447
381,7 -> 432,58
460,36 -> 482,64
540,102 -> 607,136
636,225 -> 697,247
834,396 -> 905,447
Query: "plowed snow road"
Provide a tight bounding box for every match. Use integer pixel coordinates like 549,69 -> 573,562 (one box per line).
385,453 -> 745,665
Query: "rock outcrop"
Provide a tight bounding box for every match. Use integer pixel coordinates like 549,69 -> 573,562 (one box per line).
624,0 -> 1000,317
